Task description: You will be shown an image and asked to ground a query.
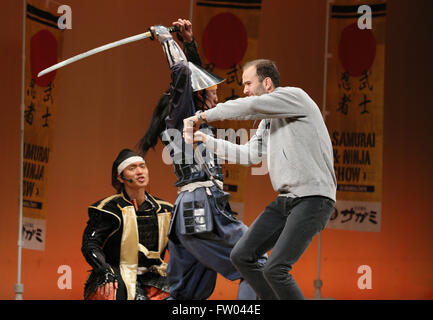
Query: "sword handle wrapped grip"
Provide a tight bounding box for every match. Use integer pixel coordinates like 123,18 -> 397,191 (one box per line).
168,25 -> 181,33
148,25 -> 180,40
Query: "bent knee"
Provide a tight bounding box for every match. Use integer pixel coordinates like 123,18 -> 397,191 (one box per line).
263,263 -> 291,283
230,242 -> 251,266
230,245 -> 242,266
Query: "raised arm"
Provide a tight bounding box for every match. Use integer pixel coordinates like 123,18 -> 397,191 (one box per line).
153,24 -> 195,130
204,87 -> 310,122
173,19 -> 202,66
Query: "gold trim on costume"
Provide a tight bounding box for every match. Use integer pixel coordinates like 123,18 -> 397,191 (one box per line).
157,212 -> 171,255
98,194 -> 122,208
119,205 -> 139,300
154,199 -> 174,208
116,193 -> 172,300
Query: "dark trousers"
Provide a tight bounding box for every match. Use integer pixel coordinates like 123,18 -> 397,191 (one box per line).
230,195 -> 334,300
167,187 -> 263,300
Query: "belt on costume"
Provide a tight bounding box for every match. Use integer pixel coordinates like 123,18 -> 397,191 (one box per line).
177,179 -> 223,194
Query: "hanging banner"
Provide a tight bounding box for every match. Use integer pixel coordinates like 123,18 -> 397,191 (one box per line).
22,0 -> 64,250
324,1 -> 386,232
193,0 -> 262,220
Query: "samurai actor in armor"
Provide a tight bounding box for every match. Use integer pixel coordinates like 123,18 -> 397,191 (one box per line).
138,19 -> 266,300
81,149 -> 173,300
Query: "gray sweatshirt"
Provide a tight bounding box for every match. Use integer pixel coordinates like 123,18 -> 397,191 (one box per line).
203,86 -> 337,201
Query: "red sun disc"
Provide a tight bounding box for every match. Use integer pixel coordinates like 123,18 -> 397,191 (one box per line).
338,23 -> 376,77
30,29 -> 58,87
202,12 -> 248,69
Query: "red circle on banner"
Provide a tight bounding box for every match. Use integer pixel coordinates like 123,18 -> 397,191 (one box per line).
338,23 -> 376,77
30,30 -> 58,87
202,12 -> 247,69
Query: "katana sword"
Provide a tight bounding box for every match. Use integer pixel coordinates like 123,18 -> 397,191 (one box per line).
37,25 -> 179,78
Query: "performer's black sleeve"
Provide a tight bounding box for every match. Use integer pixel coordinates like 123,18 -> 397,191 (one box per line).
165,36 -> 202,130
165,62 -> 195,131
81,209 -> 118,273
182,37 -> 202,67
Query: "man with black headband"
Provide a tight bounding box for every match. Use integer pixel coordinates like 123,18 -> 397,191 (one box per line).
138,19 -> 266,300
81,149 -> 173,300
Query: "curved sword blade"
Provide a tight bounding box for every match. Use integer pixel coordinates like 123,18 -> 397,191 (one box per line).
37,31 -> 153,77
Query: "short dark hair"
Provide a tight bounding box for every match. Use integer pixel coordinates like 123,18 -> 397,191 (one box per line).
243,59 -> 280,88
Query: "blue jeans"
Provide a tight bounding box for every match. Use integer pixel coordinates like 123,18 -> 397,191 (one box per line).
230,195 -> 334,300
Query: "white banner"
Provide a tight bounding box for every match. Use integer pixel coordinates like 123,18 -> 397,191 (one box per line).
329,200 -> 381,232
22,217 -> 47,251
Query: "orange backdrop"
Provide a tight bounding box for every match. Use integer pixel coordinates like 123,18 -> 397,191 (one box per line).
0,0 -> 432,300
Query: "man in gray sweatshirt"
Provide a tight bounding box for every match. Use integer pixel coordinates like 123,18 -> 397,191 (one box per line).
183,59 -> 336,300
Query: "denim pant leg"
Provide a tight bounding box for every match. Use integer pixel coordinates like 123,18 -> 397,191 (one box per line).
263,196 -> 335,299
230,197 -> 287,300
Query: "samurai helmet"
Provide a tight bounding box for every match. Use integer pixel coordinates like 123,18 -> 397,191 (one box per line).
189,62 -> 225,92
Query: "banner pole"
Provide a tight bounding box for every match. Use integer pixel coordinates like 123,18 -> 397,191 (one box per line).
313,0 -> 332,300
322,0 -> 331,120
189,0 -> 194,23
15,0 -> 26,300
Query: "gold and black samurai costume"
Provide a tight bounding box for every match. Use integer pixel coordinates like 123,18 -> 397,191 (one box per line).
81,191 -> 172,300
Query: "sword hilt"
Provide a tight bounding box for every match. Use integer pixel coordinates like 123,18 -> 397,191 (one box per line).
169,25 -> 181,33
148,25 -> 181,40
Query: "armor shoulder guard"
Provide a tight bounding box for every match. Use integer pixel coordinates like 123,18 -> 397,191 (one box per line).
89,194 -> 124,218
152,196 -> 174,214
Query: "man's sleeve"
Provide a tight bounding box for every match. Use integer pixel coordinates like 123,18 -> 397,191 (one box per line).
204,87 -> 309,122
203,120 -> 268,165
